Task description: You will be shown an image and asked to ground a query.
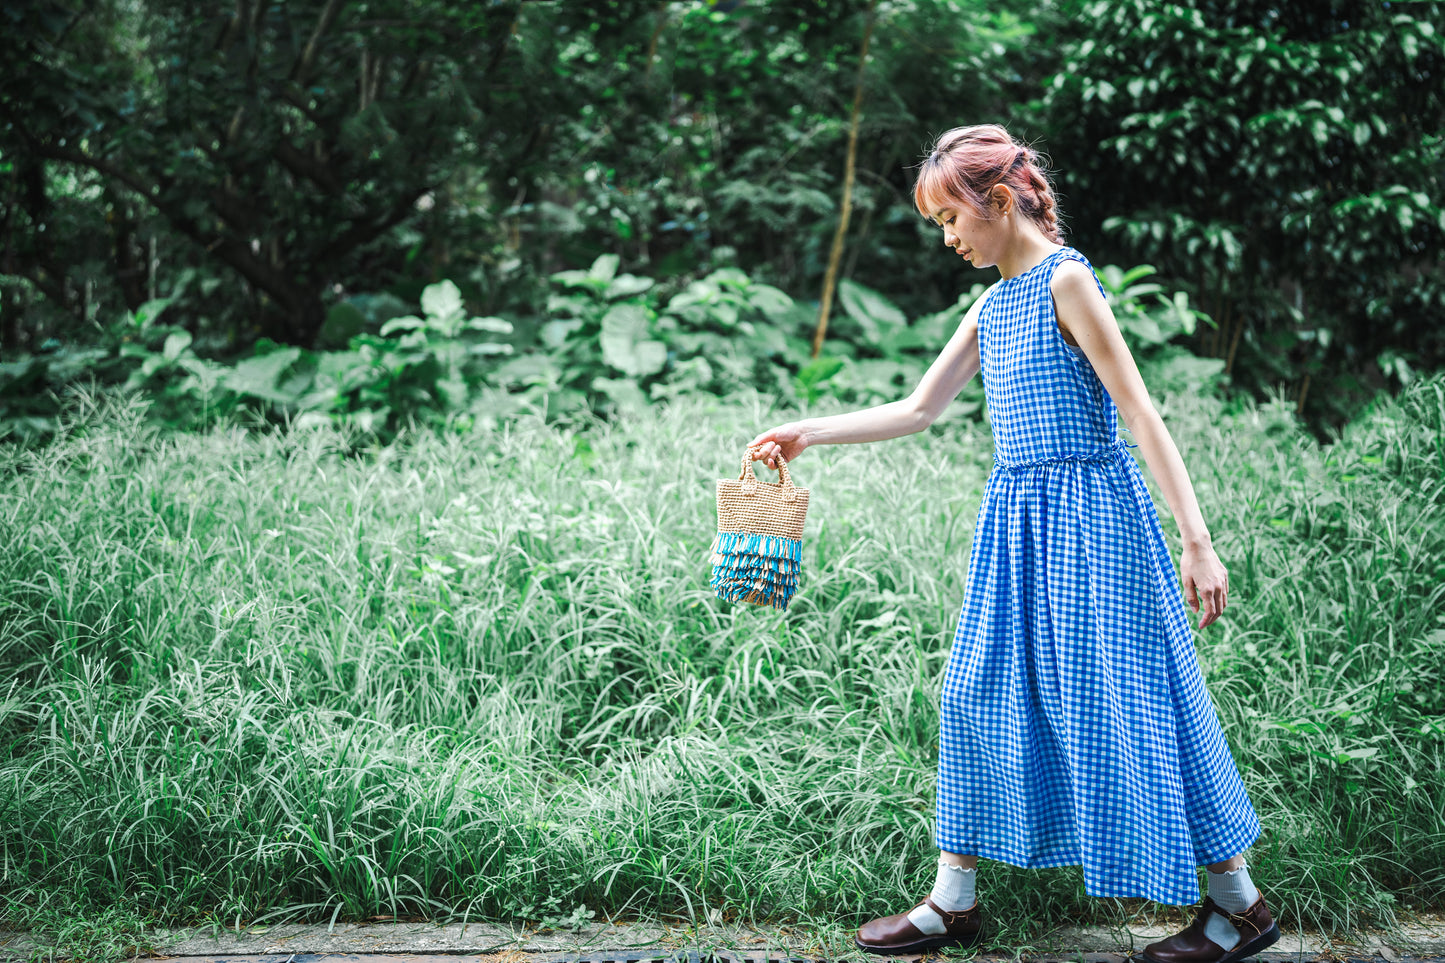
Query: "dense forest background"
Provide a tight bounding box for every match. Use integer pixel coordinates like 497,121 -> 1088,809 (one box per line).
1,0 -> 1442,434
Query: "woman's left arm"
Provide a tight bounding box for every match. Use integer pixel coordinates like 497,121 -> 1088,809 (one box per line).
1051,260 -> 1228,629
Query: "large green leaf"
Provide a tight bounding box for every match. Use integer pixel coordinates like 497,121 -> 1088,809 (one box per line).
591,376 -> 650,416
466,317 -> 513,334
490,355 -> 563,390
605,275 -> 655,300
589,254 -> 620,283
747,283 -> 795,321
541,319 -> 583,349
162,331 -> 193,361
421,280 -> 465,324
600,304 -> 667,378
838,279 -> 906,341
796,355 -> 845,389
222,347 -> 305,403
380,315 -> 425,336
318,303 -> 367,350
132,298 -> 172,327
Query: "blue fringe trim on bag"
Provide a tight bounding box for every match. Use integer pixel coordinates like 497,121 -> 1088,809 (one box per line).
710,530 -> 802,611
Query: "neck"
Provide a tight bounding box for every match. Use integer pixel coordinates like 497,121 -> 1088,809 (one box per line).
995,221 -> 1061,279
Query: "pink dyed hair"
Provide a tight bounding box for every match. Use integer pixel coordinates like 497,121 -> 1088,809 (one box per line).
913,124 -> 1062,242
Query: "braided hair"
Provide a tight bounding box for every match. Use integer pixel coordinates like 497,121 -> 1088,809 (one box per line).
913,124 -> 1062,242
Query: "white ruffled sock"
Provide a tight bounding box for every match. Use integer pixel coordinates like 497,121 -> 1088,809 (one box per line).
1202,864 -> 1262,951
906,859 -> 976,936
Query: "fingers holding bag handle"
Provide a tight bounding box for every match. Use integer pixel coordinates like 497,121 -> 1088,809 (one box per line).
747,423 -> 811,469
741,445 -> 795,493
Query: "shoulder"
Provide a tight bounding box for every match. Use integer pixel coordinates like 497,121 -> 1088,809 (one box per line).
1048,253 -> 1098,289
1049,255 -> 1105,305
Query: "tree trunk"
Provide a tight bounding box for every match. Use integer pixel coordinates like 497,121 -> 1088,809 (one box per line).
811,0 -> 878,359
257,291 -> 326,348
105,184 -> 146,311
1,284 -> 20,352
645,1 -> 668,78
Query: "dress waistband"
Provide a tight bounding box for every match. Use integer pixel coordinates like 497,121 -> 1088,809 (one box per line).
993,438 -> 1139,472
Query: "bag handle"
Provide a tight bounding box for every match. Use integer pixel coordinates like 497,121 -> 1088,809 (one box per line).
739,445 -> 798,501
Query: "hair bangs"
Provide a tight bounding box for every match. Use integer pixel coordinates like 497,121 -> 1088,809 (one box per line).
913,151 -> 983,223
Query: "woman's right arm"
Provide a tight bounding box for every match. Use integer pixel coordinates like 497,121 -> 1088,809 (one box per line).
749,288 -> 990,468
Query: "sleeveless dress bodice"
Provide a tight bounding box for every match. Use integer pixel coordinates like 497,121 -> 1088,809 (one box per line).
978,250 -> 1126,468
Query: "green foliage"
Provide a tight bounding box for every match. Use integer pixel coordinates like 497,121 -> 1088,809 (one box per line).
0,898 -> 156,963
1037,0 -> 1445,430
0,260 -> 1227,443
5,0 -> 1440,443
1094,263 -> 1226,400
1,0 -> 525,346
536,0 -> 1044,317
490,255 -> 805,420
653,266 -> 803,401
0,295 -> 234,440
3,0 -> 1045,356
1182,375 -> 1445,914
229,279 -> 515,437
0,279 -> 515,443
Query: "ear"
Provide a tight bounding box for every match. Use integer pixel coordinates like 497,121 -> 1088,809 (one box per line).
989,184 -> 1015,217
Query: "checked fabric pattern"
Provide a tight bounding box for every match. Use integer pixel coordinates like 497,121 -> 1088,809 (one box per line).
933,247 -> 1260,907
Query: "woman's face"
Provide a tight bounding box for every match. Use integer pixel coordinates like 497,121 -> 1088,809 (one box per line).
923,189 -> 1009,270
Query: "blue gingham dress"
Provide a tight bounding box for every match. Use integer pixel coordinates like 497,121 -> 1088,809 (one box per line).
934,246 -> 1260,906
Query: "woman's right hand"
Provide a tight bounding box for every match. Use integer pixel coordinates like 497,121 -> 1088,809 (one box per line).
747,422 -> 811,469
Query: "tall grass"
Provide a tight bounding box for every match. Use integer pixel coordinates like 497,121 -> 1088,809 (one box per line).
0,375 -> 1441,955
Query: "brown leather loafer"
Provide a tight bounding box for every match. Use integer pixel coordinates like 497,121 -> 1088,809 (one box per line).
1138,894 -> 1280,963
854,897 -> 983,955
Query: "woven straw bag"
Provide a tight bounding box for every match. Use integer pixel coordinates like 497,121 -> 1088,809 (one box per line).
710,445 -> 810,611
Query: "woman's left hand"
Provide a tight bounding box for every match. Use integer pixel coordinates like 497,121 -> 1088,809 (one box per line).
1180,542 -> 1228,629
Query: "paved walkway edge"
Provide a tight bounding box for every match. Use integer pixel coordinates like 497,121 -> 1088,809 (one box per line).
2,918 -> 1444,961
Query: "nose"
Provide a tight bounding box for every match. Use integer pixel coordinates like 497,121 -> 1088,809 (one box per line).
943,226 -> 959,249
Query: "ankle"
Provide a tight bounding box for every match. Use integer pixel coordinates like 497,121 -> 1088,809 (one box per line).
930,858 -> 977,912
1205,863 -> 1260,915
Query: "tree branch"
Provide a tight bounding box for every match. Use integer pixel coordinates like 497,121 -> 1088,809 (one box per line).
483,6 -> 521,82
314,191 -> 426,266
33,143 -> 309,314
399,57 -> 431,99
192,138 -> 265,231
292,0 -> 347,86
272,139 -> 344,194
215,0 -> 251,54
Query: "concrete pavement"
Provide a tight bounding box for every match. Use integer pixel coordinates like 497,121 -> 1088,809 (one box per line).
3,912 -> 1444,962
